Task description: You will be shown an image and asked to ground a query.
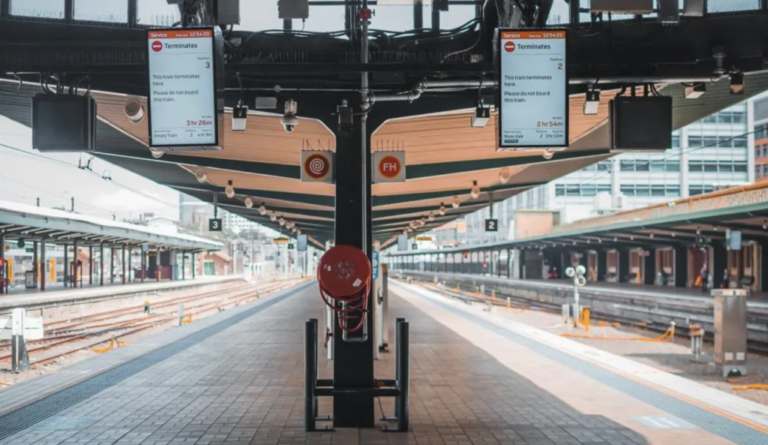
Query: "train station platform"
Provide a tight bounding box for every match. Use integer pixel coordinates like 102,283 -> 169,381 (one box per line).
0,275 -> 245,312
1,280 -> 767,445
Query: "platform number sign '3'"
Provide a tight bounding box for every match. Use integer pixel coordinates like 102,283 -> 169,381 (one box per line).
209,218 -> 223,232
485,219 -> 498,232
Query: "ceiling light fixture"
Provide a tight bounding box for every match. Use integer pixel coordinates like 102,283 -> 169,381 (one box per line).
258,203 -> 267,215
195,170 -> 207,183
499,167 -> 512,184
225,180 -> 235,199
270,212 -> 277,221
470,180 -> 481,199
583,85 -> 601,115
452,196 -> 460,209
279,217 -> 285,226
244,197 -> 253,208
439,203 -> 447,215
428,212 -> 435,221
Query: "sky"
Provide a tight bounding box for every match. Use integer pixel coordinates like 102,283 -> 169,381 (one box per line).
0,116 -> 180,221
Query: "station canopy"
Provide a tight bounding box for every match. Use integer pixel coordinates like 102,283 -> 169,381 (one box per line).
1,2 -> 768,248
0,199 -> 222,252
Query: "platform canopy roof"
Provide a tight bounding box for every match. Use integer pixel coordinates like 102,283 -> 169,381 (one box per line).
0,199 -> 222,252
1,4 -> 768,247
387,182 -> 768,257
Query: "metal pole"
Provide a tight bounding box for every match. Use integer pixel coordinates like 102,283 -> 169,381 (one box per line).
33,241 -> 38,289
63,243 -> 68,288
393,317 -> 405,420
570,0 -> 580,26
40,241 -> 46,291
89,246 -> 93,285
396,320 -> 410,432
305,319 -> 318,431
99,242 -> 104,286
110,247 -> 115,284
122,245 -> 126,284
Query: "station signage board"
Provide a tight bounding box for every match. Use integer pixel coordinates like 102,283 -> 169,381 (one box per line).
297,234 -> 308,252
373,151 -> 406,183
416,236 -> 432,241
273,237 -> 290,244
208,218 -> 222,231
147,28 -> 220,149
497,29 -> 568,149
485,219 -> 498,232
397,235 -> 408,251
300,151 -> 334,183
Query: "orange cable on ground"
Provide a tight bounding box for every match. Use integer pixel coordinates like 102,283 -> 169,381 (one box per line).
562,323 -> 675,342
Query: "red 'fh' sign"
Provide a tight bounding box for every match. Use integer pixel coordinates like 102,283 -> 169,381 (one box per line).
377,155 -> 402,179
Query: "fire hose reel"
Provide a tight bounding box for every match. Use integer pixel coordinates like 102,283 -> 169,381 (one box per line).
317,245 -> 372,343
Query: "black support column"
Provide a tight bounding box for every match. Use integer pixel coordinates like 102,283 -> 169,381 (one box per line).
596,249 -> 606,282
332,100 -> 374,428
713,242 -> 727,289
618,248 -> 629,283
674,245 -> 688,288
644,248 -> 656,285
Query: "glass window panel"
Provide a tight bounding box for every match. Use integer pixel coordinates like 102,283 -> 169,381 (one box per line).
688,136 -> 702,147
689,162 -> 703,172
75,0 -> 127,22
734,163 -> 748,172
651,188 -> 665,197
704,163 -> 718,172
11,0 -> 64,18
709,0 -> 760,12
718,163 -> 733,172
666,162 -> 680,172
620,161 -> 634,172
635,162 -> 650,172
137,0 -> 180,26
734,137 -> 747,148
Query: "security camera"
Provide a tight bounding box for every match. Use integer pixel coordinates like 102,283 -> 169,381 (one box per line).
124,98 -> 145,124
281,113 -> 298,133
282,99 -> 298,133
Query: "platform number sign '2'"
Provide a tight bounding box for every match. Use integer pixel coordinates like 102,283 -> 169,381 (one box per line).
485,219 -> 498,232
209,218 -> 223,232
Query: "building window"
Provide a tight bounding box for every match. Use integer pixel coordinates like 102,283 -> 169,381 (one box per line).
700,111 -> 745,125
687,135 -> 747,149
555,184 -> 611,197
689,185 -> 715,196
620,185 -> 680,197
619,160 -> 678,172
689,160 -> 748,173
672,134 -> 680,148
756,124 -> 768,140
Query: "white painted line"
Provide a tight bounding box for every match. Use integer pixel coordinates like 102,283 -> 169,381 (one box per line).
394,281 -> 768,430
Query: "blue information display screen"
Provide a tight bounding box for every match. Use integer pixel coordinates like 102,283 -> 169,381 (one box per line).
498,29 -> 568,149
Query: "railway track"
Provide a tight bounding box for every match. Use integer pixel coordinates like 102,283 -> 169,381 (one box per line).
0,278 -> 305,368
398,276 -> 768,355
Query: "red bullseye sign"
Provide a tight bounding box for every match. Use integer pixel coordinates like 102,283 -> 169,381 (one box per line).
378,155 -> 402,179
504,41 -> 516,53
151,41 -> 163,52
303,153 -> 330,180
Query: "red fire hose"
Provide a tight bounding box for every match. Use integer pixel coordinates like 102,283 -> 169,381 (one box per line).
317,245 -> 372,334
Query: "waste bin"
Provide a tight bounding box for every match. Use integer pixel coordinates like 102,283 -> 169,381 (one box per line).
712,288 -> 748,378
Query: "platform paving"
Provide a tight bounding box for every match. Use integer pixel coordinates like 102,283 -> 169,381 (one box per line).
0,280 -> 755,445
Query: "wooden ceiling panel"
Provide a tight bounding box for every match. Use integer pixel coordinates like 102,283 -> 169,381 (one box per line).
189,165 -> 335,196
371,91 -> 616,165
93,92 -> 333,165
372,166 -> 526,196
